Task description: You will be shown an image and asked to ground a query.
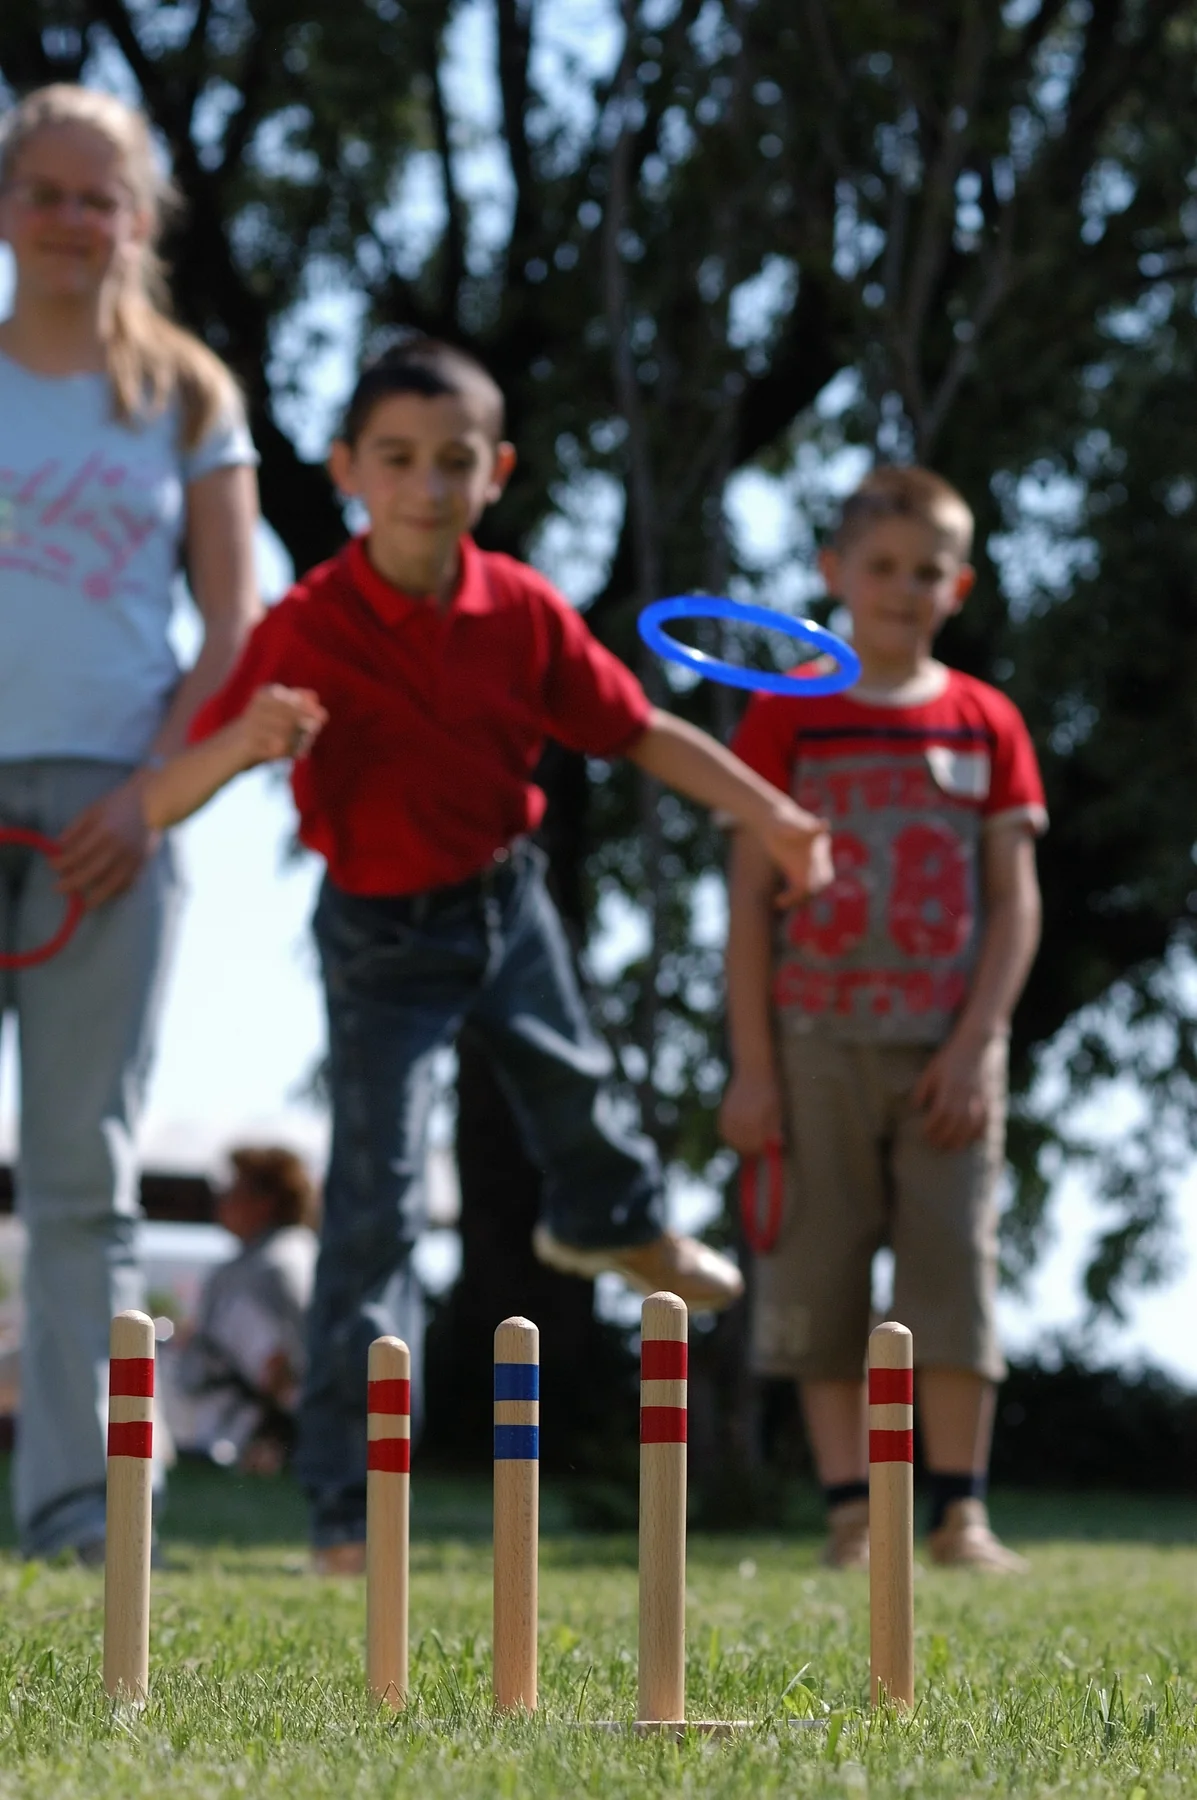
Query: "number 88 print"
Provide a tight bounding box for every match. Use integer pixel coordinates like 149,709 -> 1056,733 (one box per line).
787,821 -> 974,961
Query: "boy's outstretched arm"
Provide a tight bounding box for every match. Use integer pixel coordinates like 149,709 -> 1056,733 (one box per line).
140,686 -> 327,831
719,826 -> 784,1156
625,708 -> 832,901
913,821 -> 1042,1150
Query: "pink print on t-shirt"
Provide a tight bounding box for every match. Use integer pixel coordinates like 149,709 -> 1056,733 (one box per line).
0,454 -> 161,600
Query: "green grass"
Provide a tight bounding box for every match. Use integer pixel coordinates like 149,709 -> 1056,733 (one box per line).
0,1460 -> 1195,1796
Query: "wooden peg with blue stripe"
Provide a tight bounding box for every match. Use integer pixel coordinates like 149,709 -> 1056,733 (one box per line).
493,1316 -> 539,1711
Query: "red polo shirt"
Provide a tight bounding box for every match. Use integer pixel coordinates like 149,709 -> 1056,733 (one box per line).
190,535 -> 653,895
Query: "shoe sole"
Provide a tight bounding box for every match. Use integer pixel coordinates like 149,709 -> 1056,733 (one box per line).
531,1230 -> 742,1313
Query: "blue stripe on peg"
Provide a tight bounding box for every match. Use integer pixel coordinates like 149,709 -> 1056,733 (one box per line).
494,1424 -> 539,1461
494,1362 -> 540,1402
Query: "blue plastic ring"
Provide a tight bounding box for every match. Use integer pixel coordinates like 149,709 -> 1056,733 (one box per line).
637,595 -> 861,697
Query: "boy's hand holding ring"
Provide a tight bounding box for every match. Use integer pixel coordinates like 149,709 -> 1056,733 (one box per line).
719,1066 -> 783,1155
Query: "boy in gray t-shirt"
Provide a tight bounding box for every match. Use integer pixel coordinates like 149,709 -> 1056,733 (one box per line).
722,467 -> 1045,1573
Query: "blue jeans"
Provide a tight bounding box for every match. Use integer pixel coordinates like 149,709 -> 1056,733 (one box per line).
0,760 -> 180,1556
296,842 -> 662,1545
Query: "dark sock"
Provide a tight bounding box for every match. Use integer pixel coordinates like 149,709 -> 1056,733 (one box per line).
928,1470 -> 986,1531
823,1479 -> 869,1514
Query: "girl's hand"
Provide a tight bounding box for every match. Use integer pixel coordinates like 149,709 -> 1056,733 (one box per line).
719,1065 -> 784,1156
233,685 -> 327,767
53,780 -> 159,908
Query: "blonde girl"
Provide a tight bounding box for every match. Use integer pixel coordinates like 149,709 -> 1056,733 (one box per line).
0,84 -> 260,1558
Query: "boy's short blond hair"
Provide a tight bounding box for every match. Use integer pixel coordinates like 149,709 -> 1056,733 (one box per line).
833,466 -> 974,562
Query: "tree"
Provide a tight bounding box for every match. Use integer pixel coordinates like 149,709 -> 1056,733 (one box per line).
3,0 -> 1195,1409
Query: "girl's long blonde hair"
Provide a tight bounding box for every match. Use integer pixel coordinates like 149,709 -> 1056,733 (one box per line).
0,84 -> 238,450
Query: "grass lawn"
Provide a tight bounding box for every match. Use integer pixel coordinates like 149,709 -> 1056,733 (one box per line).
0,1460 -> 1194,1796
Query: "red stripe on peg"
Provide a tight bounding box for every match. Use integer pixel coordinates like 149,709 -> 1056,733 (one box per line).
368,1378 -> 411,1415
869,1429 -> 914,1464
109,1357 -> 155,1398
641,1339 -> 688,1382
107,1421 -> 153,1460
868,1366 -> 913,1406
367,1436 -> 411,1474
640,1406 -> 687,1445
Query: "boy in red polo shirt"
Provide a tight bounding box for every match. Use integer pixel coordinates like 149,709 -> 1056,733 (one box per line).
720,467 -> 1045,1572
144,337 -> 832,1568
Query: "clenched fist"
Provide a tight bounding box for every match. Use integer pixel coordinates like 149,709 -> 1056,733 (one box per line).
232,685 -> 327,768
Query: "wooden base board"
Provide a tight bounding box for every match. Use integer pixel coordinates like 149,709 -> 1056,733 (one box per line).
584,1717 -> 827,1738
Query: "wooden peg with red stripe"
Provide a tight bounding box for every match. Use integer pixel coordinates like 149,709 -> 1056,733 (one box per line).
868,1320 -> 914,1709
638,1290 -> 688,1725
103,1310 -> 155,1702
366,1336 -> 410,1708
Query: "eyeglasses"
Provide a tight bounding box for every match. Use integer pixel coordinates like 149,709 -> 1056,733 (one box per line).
4,178 -> 129,220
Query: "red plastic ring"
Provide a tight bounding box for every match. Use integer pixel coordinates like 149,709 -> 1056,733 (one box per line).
739,1138 -> 785,1255
0,826 -> 85,969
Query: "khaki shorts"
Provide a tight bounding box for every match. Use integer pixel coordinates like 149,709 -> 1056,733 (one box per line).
751,1034 -> 1007,1383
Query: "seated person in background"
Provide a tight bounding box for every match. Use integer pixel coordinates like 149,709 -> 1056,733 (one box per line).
172,1147 -> 319,1475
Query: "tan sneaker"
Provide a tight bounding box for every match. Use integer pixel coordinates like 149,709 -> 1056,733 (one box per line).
532,1226 -> 744,1314
926,1498 -> 1028,1573
312,1541 -> 366,1576
821,1497 -> 870,1570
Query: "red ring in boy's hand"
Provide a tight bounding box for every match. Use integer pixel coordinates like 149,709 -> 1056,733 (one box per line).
739,1139 -> 785,1255
0,827 -> 85,970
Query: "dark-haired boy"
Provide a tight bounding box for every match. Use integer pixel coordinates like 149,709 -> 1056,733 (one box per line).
173,1147 -> 319,1474
721,467 -> 1045,1572
144,338 -> 833,1568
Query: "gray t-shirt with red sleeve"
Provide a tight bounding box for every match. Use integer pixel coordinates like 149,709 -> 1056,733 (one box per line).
731,663 -> 1047,1045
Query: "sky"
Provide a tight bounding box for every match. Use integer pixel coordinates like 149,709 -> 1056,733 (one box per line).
0,2 -> 1195,1382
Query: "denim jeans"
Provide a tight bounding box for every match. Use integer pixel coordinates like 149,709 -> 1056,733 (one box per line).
0,760 -> 180,1556
295,842 -> 663,1545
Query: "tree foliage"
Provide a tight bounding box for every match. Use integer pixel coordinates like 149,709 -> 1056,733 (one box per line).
4,0 -> 1197,1314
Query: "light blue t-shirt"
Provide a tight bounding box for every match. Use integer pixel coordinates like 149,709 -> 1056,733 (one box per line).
0,349 -> 257,762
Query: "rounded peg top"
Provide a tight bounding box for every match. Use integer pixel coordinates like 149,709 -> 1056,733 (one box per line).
110,1310 -> 155,1360
641,1291 -> 688,1341
368,1335 -> 410,1380
869,1320 -> 913,1369
495,1317 -> 539,1362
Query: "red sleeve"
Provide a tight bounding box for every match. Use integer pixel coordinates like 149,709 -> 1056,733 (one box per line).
729,694 -> 797,794
535,584 -> 653,757
187,606 -> 296,744
984,692 -> 1048,831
